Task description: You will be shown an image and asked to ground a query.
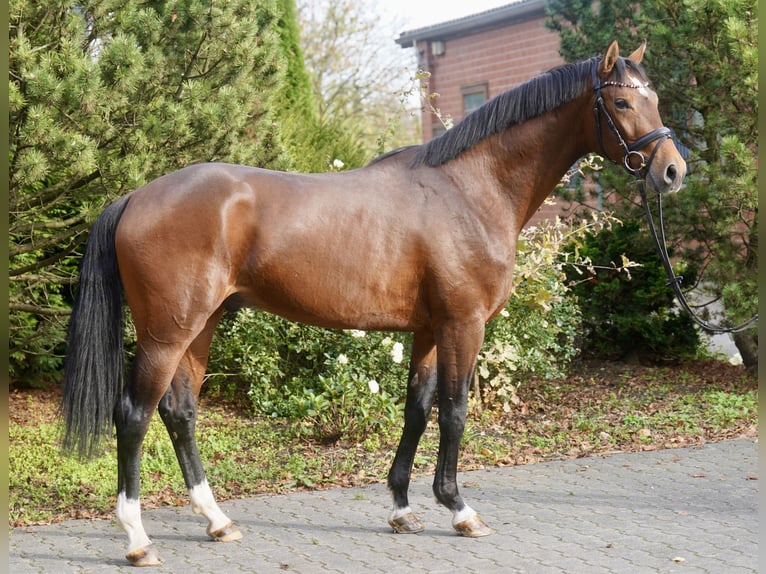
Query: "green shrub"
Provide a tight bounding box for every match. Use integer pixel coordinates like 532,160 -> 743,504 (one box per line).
207,311 -> 410,441
565,220 -> 700,360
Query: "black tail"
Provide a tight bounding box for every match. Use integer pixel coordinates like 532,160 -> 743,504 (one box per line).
61,195 -> 131,459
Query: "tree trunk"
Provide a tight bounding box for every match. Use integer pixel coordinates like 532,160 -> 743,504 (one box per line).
732,330 -> 758,371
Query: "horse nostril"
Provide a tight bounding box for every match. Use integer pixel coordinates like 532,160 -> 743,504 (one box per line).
665,163 -> 678,183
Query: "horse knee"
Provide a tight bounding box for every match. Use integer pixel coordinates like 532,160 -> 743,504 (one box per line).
403,402 -> 429,434
403,373 -> 437,431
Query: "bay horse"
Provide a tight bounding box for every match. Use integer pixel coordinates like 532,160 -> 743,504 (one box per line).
61,40 -> 685,566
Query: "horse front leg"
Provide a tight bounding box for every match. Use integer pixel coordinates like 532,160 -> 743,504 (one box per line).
387,331 -> 437,533
433,320 -> 494,537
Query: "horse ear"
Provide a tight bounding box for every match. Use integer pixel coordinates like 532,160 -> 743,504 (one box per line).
598,40 -> 620,76
628,40 -> 647,64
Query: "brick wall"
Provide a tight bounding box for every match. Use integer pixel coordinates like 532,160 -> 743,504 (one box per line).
417,13 -> 563,141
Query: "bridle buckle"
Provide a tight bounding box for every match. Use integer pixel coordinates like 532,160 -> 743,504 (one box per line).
624,150 -> 646,174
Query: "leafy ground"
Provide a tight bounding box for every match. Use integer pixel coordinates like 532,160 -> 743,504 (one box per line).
9,359 -> 757,528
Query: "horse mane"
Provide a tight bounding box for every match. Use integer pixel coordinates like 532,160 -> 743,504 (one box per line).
367,145 -> 418,166
410,55 -> 648,168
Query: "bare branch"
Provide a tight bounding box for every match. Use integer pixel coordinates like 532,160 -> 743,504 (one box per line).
9,303 -> 72,316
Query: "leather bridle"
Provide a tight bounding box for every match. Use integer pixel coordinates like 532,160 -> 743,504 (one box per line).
592,62 -> 673,178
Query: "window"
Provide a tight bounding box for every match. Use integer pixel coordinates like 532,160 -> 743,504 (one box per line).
462,83 -> 488,114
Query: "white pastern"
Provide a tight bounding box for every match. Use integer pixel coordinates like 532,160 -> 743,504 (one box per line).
389,505 -> 414,521
451,504 -> 477,527
189,479 -> 231,532
116,493 -> 152,552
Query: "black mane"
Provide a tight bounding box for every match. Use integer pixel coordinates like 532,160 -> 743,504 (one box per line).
410,55 -> 648,168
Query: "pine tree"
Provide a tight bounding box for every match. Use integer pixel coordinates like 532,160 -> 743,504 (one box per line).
9,0 -> 290,379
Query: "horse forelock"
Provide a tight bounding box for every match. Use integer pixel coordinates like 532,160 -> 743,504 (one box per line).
410,58 -> 598,168
610,57 -> 650,86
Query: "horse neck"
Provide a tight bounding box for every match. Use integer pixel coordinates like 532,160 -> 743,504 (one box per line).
483,95 -> 594,227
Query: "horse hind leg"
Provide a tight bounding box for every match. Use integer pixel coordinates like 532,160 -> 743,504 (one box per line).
157,311 -> 242,543
387,331 -> 437,534
114,342 -> 187,566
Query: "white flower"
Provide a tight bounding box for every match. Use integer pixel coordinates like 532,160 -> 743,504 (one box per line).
367,379 -> 380,394
337,354 -> 349,365
500,308 -> 510,318
729,353 -> 743,366
381,337 -> 392,346
349,330 -> 366,338
391,342 -> 404,364
332,158 -> 345,169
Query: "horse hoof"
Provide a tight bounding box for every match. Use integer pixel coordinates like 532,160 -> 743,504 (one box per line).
389,512 -> 425,534
454,514 -> 494,538
126,544 -> 164,567
208,522 -> 243,542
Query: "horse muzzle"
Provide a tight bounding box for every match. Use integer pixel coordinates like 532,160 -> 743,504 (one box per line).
643,137 -> 686,194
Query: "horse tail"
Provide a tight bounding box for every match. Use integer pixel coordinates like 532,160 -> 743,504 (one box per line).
61,194 -> 131,459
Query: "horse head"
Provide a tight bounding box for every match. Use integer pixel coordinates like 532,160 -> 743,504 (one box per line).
592,40 -> 686,193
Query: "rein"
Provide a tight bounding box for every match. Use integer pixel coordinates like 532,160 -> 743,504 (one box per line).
592,63 -> 758,335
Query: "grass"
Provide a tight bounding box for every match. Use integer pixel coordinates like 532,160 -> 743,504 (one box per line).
9,358 -> 757,528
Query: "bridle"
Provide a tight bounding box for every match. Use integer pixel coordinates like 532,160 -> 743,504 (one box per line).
592,62 -> 672,178
591,60 -> 758,335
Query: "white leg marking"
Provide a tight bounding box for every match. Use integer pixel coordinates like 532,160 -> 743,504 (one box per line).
451,504 -> 478,527
389,505 -> 414,522
116,493 -> 152,553
189,479 -> 231,532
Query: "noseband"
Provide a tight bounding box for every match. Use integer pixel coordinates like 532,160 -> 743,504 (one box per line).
591,63 -> 672,178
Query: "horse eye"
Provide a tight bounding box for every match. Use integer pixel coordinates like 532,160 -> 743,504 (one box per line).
615,98 -> 630,110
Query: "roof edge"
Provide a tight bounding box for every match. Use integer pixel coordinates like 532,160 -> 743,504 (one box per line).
395,0 -> 546,47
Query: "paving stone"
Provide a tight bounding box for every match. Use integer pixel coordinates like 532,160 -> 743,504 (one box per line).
9,438 -> 757,573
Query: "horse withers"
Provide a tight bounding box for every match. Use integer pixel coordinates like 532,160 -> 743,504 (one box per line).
61,40 -> 685,566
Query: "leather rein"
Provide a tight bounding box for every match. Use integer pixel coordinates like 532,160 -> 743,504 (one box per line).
592,62 -> 758,335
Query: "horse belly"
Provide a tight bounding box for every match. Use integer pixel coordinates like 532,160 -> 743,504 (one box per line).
238,234 -> 426,331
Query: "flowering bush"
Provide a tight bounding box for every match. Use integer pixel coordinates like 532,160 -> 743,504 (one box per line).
292,346 -> 404,442
207,313 -> 409,441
